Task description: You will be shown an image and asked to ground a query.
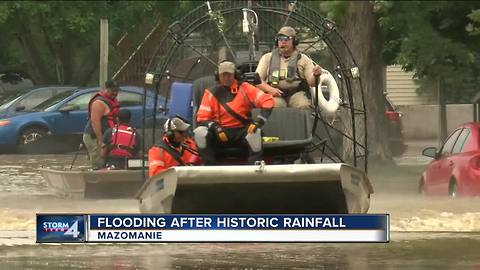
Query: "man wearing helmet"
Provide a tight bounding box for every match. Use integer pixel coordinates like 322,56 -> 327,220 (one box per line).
256,26 -> 323,110
148,117 -> 201,177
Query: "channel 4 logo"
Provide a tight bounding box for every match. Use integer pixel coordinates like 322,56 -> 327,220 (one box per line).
36,215 -> 86,243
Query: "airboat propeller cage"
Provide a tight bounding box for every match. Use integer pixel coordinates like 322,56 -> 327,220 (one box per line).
143,1 -> 368,171
138,1 -> 370,214
137,163 -> 373,214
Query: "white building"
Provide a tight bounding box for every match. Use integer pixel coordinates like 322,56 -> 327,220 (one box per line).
385,65 -> 435,106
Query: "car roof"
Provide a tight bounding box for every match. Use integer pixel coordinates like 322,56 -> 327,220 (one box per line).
460,122 -> 480,129
28,85 -> 78,92
1,85 -> 76,96
71,85 -> 151,95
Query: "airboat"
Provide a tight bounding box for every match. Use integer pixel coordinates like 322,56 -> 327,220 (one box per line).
40,1 -> 373,211
136,1 -> 372,214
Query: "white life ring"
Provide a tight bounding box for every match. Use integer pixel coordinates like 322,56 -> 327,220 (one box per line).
310,70 -> 340,115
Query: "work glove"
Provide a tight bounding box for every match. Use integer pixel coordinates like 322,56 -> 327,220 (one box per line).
217,130 -> 228,142
208,121 -> 228,143
247,117 -> 266,134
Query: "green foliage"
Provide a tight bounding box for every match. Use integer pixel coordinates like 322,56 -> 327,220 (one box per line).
208,10 -> 226,33
315,1 -> 346,24
379,1 -> 480,103
274,2 -> 480,104
466,9 -> 480,35
4,0 -> 477,104
0,1 -> 196,85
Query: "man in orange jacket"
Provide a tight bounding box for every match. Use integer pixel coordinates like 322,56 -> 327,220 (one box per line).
194,61 -> 274,165
148,117 -> 201,177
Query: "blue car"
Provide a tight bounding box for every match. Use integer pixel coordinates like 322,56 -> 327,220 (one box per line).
0,86 -> 165,153
0,86 -> 77,117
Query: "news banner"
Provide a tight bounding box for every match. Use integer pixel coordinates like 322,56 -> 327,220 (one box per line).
37,214 -> 389,243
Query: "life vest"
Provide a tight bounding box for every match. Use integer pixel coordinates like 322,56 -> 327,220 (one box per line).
84,92 -> 120,137
268,48 -> 307,94
148,137 -> 201,177
109,124 -> 137,158
196,81 -> 274,128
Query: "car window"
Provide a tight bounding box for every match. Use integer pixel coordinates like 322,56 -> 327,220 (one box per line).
117,92 -> 142,107
440,129 -> 462,155
0,95 -> 23,111
33,90 -> 76,111
0,87 -> 33,107
52,87 -> 75,96
16,89 -> 55,111
452,128 -> 470,154
60,93 -> 95,111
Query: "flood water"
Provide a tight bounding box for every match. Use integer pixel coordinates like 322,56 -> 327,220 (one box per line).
1,154 -> 480,269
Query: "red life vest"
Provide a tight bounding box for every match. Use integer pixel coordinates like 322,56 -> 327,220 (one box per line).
109,124 -> 137,158
87,92 -> 120,129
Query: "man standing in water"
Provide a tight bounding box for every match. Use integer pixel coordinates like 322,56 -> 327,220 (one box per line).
83,80 -> 120,169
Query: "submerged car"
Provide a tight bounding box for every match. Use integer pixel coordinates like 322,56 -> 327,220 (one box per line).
0,86 -> 165,153
420,122 -> 480,197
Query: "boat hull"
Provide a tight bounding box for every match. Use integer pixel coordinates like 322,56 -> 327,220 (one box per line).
137,163 -> 373,214
40,168 -> 145,199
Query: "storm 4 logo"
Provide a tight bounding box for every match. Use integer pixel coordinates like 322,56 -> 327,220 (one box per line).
37,215 -> 85,242
42,221 -> 80,237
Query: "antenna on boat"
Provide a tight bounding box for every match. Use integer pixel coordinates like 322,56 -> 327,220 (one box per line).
242,5 -> 258,62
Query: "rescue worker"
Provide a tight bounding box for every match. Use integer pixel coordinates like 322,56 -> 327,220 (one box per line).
256,26 -> 323,110
83,80 -> 120,169
148,117 -> 201,177
101,109 -> 141,169
194,61 -> 274,165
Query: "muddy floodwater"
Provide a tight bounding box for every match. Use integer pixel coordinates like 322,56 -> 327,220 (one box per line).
1,154 -> 480,269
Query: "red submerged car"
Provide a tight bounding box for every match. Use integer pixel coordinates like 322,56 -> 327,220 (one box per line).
420,122 -> 480,197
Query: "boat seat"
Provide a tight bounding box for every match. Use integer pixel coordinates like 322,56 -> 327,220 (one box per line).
192,75 -> 216,110
255,107 -> 312,151
191,76 -> 312,153
167,82 -> 193,122
194,107 -> 312,157
192,75 -> 217,127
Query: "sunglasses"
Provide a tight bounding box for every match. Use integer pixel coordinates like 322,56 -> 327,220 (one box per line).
277,35 -> 293,41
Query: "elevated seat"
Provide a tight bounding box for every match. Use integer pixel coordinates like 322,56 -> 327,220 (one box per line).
254,107 -> 312,153
214,108 -> 313,161
191,76 -> 312,156
192,75 -> 216,127
167,82 -> 193,122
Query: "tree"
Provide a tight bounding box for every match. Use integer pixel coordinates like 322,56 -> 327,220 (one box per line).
317,1 -> 480,160
342,1 -> 391,160
380,1 -> 480,104
315,1 -> 392,161
0,1 -> 194,86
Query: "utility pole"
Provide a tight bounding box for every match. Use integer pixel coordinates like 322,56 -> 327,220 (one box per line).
99,18 -> 109,87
